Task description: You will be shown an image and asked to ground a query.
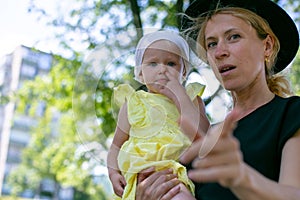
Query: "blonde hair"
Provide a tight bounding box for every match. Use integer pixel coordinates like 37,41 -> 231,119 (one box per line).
186,7 -> 293,97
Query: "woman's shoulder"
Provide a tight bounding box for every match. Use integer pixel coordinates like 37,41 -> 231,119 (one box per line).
276,95 -> 300,100
274,95 -> 300,149
240,95 -> 300,122
274,95 -> 300,107
274,95 -> 300,128
266,95 -> 300,119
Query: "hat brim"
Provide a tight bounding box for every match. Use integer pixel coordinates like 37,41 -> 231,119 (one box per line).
181,0 -> 299,73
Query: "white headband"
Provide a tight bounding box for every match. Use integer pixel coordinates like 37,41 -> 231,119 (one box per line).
134,30 -> 190,83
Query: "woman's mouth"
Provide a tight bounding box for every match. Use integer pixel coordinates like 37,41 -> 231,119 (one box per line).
219,65 -> 236,74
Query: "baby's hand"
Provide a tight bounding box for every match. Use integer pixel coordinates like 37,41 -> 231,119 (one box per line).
110,172 -> 127,197
158,71 -> 186,104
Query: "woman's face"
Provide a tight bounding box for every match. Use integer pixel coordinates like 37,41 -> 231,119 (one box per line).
204,14 -> 267,92
139,40 -> 183,93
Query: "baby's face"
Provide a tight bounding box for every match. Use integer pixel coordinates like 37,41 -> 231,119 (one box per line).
139,40 -> 184,93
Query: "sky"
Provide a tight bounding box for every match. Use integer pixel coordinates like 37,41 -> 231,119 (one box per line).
0,0 -> 58,57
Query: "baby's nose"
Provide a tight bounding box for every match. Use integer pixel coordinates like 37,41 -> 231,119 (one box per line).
158,64 -> 168,73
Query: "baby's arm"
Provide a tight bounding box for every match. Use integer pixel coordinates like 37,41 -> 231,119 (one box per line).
161,74 -> 208,140
193,96 -> 210,135
180,96 -> 210,164
107,103 -> 130,197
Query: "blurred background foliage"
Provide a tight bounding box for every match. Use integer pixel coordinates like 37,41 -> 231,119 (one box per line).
5,0 -> 300,199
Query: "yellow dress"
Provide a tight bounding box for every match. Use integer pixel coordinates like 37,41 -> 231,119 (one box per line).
113,83 -> 205,199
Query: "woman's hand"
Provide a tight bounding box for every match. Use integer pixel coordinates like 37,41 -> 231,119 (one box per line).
188,109 -> 246,188
136,167 -> 181,200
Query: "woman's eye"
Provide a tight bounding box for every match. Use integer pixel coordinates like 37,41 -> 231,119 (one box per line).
229,34 -> 240,41
207,41 -> 217,49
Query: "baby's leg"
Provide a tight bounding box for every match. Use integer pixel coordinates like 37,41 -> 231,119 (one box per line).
171,183 -> 196,200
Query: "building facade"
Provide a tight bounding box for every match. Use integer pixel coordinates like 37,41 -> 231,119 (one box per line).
0,45 -> 53,197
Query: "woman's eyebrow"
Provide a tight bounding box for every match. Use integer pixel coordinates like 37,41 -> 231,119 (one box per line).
206,28 -> 239,41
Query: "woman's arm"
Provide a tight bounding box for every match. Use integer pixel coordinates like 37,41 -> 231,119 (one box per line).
280,129 -> 300,187
107,103 -> 130,197
188,110 -> 300,199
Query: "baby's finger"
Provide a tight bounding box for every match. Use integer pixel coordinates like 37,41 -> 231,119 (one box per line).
121,176 -> 127,187
165,70 -> 179,81
114,183 -> 125,197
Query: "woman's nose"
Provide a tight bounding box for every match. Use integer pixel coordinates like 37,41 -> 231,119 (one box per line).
214,42 -> 229,59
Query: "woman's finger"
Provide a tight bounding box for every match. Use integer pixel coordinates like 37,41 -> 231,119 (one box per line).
136,169 -> 180,200
198,109 -> 239,158
137,167 -> 156,183
198,124 -> 223,158
137,168 -> 175,189
190,162 -> 246,188
193,145 -> 242,169
151,177 -> 180,199
220,109 -> 239,138
160,185 -> 181,200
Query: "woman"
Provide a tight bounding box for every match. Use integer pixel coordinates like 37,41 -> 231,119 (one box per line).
135,0 -> 300,199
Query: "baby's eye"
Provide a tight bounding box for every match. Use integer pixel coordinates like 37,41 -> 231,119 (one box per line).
167,62 -> 176,67
148,62 -> 157,67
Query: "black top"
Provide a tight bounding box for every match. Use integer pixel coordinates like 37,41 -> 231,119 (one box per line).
193,95 -> 300,200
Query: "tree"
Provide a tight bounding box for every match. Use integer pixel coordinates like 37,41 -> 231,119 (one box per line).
8,55 -> 112,198
290,49 -> 300,95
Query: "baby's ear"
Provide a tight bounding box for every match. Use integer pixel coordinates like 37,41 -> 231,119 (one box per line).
138,70 -> 144,83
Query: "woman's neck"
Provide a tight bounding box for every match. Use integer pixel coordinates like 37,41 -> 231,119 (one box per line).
232,84 -> 275,120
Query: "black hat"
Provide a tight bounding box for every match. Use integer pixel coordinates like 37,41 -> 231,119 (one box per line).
181,0 -> 299,73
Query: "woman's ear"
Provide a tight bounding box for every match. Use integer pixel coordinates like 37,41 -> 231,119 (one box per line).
183,66 -> 187,77
264,35 -> 274,57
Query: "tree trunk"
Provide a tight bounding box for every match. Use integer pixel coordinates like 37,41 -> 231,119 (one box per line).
176,0 -> 184,28
128,0 -> 143,40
